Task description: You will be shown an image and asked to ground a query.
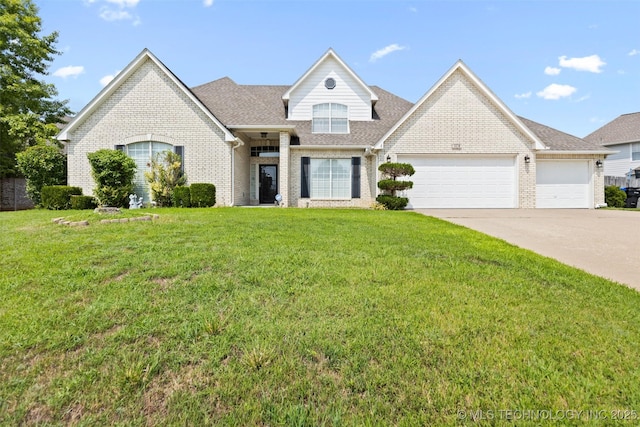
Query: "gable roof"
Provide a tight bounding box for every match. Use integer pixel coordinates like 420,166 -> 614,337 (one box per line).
56,48 -> 236,142
281,48 -> 378,103
192,78 -> 412,146
519,117 -> 613,154
584,112 -> 640,146
374,60 -> 548,151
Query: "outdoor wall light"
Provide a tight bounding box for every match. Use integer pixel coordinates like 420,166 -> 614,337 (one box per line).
524,155 -> 530,163
386,155 -> 391,162
595,160 -> 603,168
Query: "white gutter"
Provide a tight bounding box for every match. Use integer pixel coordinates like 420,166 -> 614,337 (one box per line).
289,145 -> 370,150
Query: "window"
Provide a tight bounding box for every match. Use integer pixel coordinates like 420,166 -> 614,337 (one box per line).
126,141 -> 174,201
310,159 -> 351,198
312,103 -> 348,133
251,146 -> 279,157
632,143 -> 640,161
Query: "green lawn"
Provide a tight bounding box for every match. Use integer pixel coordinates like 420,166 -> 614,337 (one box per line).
1,208 -> 640,426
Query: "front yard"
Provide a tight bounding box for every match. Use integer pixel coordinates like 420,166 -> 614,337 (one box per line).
1,208 -> 639,425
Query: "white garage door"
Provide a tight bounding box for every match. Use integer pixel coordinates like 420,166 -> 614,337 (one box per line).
397,156 -> 517,208
536,161 -> 590,208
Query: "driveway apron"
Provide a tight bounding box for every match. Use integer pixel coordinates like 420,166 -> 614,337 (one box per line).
417,209 -> 640,291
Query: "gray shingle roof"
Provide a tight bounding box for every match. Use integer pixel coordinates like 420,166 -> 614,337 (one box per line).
191,78 -> 413,146
519,116 -> 611,152
191,77 -> 607,152
584,112 -> 640,145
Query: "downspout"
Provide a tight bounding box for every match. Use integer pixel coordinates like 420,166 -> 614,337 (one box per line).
230,138 -> 244,206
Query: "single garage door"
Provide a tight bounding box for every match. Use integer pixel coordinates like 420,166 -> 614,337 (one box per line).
397,155 -> 517,208
536,161 -> 590,208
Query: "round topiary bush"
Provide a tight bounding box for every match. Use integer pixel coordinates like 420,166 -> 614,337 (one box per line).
376,195 -> 409,210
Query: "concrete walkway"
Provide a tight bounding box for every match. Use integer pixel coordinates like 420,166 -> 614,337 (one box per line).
417,209 -> 640,291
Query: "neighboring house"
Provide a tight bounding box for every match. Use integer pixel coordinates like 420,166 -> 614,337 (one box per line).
585,112 -> 640,187
57,48 -> 611,209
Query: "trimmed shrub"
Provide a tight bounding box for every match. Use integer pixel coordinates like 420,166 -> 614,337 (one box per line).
173,186 -> 191,207
16,145 -> 67,206
377,179 -> 413,192
87,149 -> 136,207
377,162 -> 415,179
71,195 -> 97,210
376,195 -> 409,210
41,185 -> 82,210
190,183 -> 216,207
605,185 -> 626,208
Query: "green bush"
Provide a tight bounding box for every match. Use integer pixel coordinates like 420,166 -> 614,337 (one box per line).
41,185 -> 82,210
377,162 -> 415,178
605,185 -> 626,208
145,150 -> 186,207
87,149 -> 136,207
376,195 -> 409,210
190,183 -> 216,207
70,195 -> 97,210
15,145 -> 67,206
377,179 -> 413,192
173,186 -> 191,207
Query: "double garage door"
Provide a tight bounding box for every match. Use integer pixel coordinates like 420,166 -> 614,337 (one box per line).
397,156 -> 591,209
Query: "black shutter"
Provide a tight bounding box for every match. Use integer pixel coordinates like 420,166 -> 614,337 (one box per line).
174,146 -> 185,174
114,144 -> 125,152
301,157 -> 310,198
351,157 -> 361,198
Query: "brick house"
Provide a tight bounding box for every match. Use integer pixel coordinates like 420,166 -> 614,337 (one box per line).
57,48 -> 611,208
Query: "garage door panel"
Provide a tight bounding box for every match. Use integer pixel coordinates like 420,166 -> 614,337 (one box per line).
398,156 -> 516,209
536,161 -> 590,208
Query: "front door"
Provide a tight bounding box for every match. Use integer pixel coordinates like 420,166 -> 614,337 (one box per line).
259,165 -> 278,204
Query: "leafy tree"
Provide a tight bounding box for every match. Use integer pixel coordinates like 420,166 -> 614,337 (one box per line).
144,150 -> 186,207
376,162 -> 415,210
0,0 -> 71,177
15,144 -> 66,205
87,149 -> 136,207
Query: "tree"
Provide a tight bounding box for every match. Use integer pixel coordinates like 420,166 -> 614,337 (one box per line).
87,149 -> 136,207
376,162 -> 415,210
15,144 -> 66,205
144,150 -> 186,207
0,0 -> 72,177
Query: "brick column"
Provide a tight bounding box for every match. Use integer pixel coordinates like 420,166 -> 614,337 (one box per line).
279,131 -> 290,206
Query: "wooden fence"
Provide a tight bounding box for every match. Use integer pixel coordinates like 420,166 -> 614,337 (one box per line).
0,178 -> 34,211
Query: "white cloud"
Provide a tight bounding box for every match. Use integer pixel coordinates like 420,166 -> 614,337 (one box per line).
369,44 -> 407,62
105,0 -> 139,6
574,94 -> 590,103
558,55 -> 606,73
99,8 -> 132,21
203,0 -> 214,6
53,65 -> 85,79
536,84 -> 577,100
100,70 -> 121,86
515,92 -> 531,99
629,49 -> 639,56
409,6 -> 417,12
544,66 -> 561,76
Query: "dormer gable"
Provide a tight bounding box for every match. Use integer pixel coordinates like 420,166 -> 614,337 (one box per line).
282,48 -> 378,123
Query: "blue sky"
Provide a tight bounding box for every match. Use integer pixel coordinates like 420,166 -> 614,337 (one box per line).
38,0 -> 639,138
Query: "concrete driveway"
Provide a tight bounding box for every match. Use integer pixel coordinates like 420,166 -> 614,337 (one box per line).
416,209 -> 640,291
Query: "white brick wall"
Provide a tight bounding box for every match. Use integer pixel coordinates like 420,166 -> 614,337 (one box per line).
382,69 -> 538,208
67,57 -> 233,205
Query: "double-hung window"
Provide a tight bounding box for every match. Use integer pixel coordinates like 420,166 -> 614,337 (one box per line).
312,103 -> 348,133
309,159 -> 351,199
632,143 -> 640,161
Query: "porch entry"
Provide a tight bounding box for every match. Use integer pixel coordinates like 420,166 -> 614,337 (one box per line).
259,165 -> 278,204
